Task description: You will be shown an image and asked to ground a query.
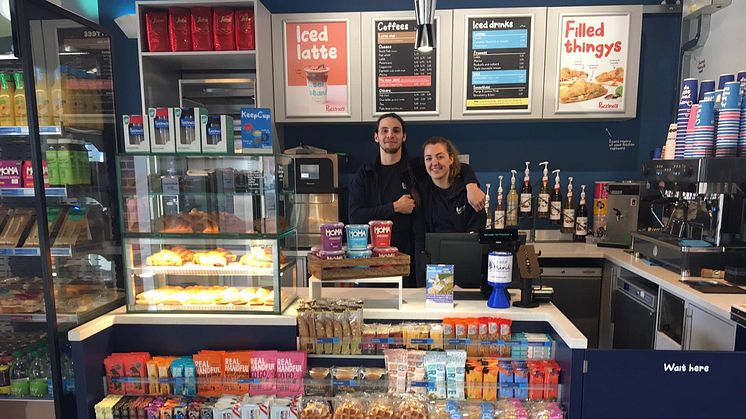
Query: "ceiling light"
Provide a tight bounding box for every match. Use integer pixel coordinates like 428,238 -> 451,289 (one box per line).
414,0 -> 436,52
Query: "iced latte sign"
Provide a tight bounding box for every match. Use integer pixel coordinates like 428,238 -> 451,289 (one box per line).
283,20 -> 350,117
555,13 -> 630,113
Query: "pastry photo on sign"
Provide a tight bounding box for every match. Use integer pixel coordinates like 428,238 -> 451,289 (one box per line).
559,79 -> 607,103
595,67 -> 624,86
559,67 -> 588,83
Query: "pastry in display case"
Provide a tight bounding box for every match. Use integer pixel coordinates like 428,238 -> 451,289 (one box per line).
125,236 -> 297,313
119,154 -> 298,314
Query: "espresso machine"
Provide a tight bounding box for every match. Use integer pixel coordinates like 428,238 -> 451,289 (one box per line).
285,146 -> 340,249
631,158 -> 746,276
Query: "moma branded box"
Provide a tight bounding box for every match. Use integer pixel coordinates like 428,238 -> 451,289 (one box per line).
200,115 -> 234,154
0,160 -> 22,188
122,114 -> 150,153
147,107 -> 176,153
175,107 -> 207,153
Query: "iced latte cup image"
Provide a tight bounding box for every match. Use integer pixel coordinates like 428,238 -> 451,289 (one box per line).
304,64 -> 329,103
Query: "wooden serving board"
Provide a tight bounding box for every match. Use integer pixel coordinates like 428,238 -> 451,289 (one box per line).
307,252 -> 410,280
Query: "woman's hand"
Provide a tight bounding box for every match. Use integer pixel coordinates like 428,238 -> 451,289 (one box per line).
466,183 -> 486,212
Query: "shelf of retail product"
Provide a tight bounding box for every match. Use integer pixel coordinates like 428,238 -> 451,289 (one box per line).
0,396 -> 55,403
0,125 -> 61,136
0,242 -> 118,257
123,228 -> 297,241
306,354 -> 385,359
140,50 -> 257,71
0,185 -> 106,204
287,288 -> 588,350
131,260 -> 295,277
0,292 -> 124,325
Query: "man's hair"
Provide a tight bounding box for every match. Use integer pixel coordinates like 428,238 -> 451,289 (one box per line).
423,136 -> 462,184
375,113 -> 406,134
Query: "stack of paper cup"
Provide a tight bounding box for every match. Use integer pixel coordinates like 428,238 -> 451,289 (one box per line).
718,73 -> 735,90
699,80 -> 716,101
675,78 -> 698,159
715,82 -> 742,157
687,99 -> 716,158
738,70 -> 746,156
684,104 -> 699,158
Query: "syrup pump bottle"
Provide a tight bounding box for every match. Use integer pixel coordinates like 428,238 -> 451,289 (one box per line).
561,177 -> 575,234
485,183 -> 492,229
574,185 -> 589,242
537,161 -> 550,219
550,169 -> 562,224
506,170 -> 519,227
494,176 -> 506,229
520,161 -> 532,218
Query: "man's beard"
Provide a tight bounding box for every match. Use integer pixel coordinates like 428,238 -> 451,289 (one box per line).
380,142 -> 401,154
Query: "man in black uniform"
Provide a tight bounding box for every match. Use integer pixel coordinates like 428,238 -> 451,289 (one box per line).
348,113 -> 485,287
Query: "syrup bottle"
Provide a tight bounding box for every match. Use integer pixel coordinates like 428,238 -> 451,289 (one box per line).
561,177 -> 575,234
537,161 -> 550,219
494,176 -> 506,229
550,169 -> 562,224
506,170 -> 519,227
574,185 -> 589,242
519,161 -> 532,218
484,183 -> 492,229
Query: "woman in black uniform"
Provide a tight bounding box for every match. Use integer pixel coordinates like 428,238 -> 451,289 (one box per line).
418,136 -> 486,234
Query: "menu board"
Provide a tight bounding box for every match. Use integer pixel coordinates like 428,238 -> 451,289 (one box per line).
555,13 -> 630,113
465,16 -> 532,111
374,19 -> 437,113
283,20 -> 350,117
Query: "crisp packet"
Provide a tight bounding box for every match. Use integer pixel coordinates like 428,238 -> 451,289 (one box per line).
250,350 -> 278,396
224,351 -> 252,395
276,351 -> 306,397
446,350 -> 466,400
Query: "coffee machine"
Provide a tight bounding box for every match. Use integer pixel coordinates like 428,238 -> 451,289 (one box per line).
285,146 -> 340,249
631,158 -> 746,276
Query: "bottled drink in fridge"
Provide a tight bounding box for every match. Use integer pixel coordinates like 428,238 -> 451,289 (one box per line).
506,170 -> 519,227
520,161 -> 532,218
29,351 -> 50,397
61,350 -> 75,395
0,73 -> 15,127
494,175 -> 506,229
10,351 -> 30,397
550,169 -> 562,224
13,72 -> 27,127
574,184 -> 589,241
561,177 -> 575,234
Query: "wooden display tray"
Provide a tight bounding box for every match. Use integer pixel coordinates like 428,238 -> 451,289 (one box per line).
307,252 -> 410,280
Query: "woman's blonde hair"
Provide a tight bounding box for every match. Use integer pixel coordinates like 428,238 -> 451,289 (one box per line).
423,136 -> 461,185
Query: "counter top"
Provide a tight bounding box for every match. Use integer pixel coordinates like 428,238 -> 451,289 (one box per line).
533,242 -> 746,321
69,288 -> 588,349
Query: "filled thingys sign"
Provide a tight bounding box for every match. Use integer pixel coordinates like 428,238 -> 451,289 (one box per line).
283,20 -> 350,117
555,13 -> 630,113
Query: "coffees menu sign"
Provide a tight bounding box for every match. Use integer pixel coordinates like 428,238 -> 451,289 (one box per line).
283,20 -> 350,117
555,13 -> 630,113
374,19 -> 437,114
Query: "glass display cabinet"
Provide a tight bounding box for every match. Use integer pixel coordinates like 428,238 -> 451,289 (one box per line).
118,154 -> 298,314
1,0 -> 124,418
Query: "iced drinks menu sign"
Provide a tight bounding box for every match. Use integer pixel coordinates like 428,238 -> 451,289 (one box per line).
283,20 -> 350,117
465,17 -> 532,111
374,19 -> 437,113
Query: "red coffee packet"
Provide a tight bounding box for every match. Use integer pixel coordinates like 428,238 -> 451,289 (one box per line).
213,8 -> 235,51
234,9 -> 255,50
145,11 -> 170,52
190,7 -> 213,51
168,8 -> 192,51
103,354 -> 127,394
